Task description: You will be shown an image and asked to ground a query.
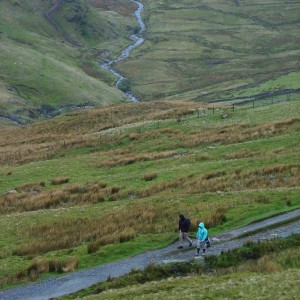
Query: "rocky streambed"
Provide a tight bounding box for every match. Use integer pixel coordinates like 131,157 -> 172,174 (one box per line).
100,0 -> 146,102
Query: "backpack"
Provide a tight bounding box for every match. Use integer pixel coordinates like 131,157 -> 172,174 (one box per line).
186,218 -> 191,230
205,237 -> 211,248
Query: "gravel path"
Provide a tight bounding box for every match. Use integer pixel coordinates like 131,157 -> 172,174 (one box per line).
0,209 -> 299,300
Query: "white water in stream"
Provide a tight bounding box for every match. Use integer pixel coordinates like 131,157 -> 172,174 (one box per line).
100,0 -> 145,102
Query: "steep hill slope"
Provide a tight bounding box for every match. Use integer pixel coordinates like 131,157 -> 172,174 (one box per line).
0,0 -> 138,125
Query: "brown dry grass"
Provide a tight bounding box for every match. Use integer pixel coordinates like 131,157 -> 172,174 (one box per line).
0,257 -> 78,287
89,0 -> 135,16
0,182 -> 109,213
51,177 -> 69,185
143,173 -> 157,182
225,150 -> 263,160
179,118 -> 300,149
11,203 -> 229,256
0,101 -> 203,165
15,182 -> 43,193
97,151 -> 176,168
12,205 -> 169,256
1,162 -> 298,214
137,163 -> 300,198
185,163 -> 300,194
1,103 -> 297,167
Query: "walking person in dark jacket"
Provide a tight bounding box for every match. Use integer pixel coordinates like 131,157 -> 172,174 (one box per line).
177,214 -> 193,249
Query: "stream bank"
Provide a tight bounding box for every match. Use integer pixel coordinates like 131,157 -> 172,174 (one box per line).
101,0 -> 146,102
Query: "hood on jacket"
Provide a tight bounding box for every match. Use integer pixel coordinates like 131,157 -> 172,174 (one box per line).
198,222 -> 204,228
179,214 -> 185,220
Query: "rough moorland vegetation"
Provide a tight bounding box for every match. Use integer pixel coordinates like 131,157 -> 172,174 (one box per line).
0,98 -> 299,288
59,234 -> 300,299
0,0 -> 299,295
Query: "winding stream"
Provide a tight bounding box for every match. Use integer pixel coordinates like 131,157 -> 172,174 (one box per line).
101,0 -> 146,102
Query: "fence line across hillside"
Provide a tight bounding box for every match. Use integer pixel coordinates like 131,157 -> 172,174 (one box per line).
179,91 -> 298,122
97,94 -> 298,136
130,92 -> 299,134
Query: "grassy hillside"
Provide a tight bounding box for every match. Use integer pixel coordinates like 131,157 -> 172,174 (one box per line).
1,0 -> 299,125
81,268 -> 300,299
117,0 -> 300,102
60,235 -> 300,299
0,98 -> 299,288
0,0 -> 139,124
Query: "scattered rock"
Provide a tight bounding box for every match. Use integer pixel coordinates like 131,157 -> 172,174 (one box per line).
211,237 -> 221,244
100,50 -> 112,60
162,259 -> 187,264
5,189 -> 18,195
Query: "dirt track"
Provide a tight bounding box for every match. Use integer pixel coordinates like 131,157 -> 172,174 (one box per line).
0,209 -> 299,300
44,0 -> 80,46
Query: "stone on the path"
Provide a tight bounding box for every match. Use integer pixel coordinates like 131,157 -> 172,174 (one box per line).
212,237 -> 221,244
162,259 -> 186,264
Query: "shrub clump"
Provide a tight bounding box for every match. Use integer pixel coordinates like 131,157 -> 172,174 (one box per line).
0,257 -> 78,288
51,177 -> 70,185
205,234 -> 300,269
143,173 -> 157,181
89,261 -> 204,296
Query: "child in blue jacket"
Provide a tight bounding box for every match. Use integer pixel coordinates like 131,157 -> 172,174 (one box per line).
195,222 -> 209,256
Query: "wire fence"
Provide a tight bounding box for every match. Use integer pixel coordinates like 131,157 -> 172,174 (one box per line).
192,89 -> 300,120
210,88 -> 300,108
126,90 -> 300,133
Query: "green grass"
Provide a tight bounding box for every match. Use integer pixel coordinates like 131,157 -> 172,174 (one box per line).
82,269 -> 300,299
229,72 -> 300,98
0,202 -> 177,289
117,0 -> 300,102
0,43 -> 125,106
59,235 -> 300,299
0,99 -> 299,288
1,100 -> 299,194
0,1 -> 299,294
0,0 -> 139,123
2,0 -> 299,123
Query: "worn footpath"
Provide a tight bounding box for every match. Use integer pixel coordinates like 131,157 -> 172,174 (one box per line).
0,209 -> 299,300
